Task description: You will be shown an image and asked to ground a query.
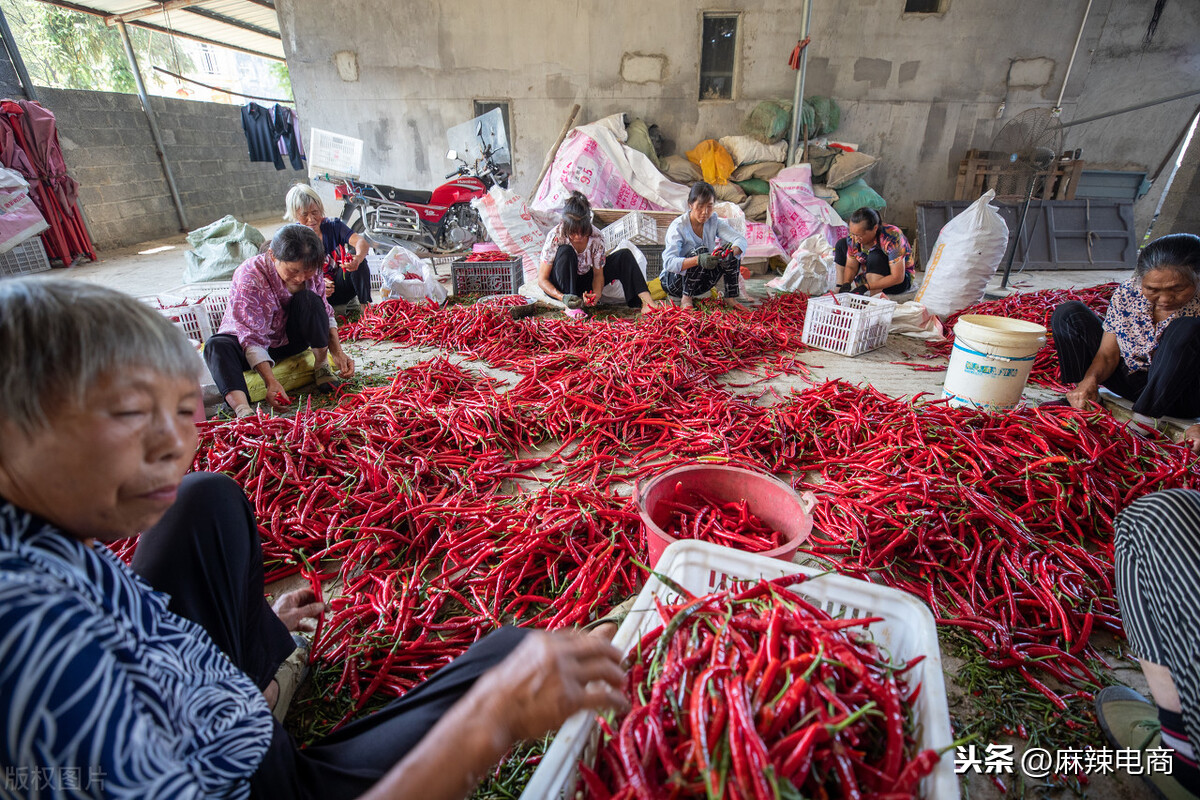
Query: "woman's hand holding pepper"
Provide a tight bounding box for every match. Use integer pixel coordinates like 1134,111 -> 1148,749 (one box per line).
332,351 -> 355,379
1066,380 -> 1100,410
265,379 -> 291,410
472,631 -> 628,742
1184,424 -> 1200,454
272,588 -> 326,633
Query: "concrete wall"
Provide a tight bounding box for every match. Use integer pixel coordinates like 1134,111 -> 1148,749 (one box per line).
37,88 -> 302,249
278,0 -> 1200,237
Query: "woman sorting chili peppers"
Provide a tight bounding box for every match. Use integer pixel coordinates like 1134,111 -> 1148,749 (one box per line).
0,278 -> 628,800
1050,233 -> 1200,451
286,183 -> 373,309
833,207 -> 914,295
661,182 -> 749,310
537,191 -> 659,318
1097,489 -> 1200,798
204,224 -> 356,417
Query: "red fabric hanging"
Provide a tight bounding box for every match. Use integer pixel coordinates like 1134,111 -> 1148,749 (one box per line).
0,99 -> 95,265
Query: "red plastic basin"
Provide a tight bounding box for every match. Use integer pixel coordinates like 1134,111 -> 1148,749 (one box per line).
635,464 -> 817,568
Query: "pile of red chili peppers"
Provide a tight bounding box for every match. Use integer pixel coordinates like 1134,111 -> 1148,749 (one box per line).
662,496 -> 785,554
464,250 -> 514,262
163,285 -> 1199,787
583,575 -> 936,799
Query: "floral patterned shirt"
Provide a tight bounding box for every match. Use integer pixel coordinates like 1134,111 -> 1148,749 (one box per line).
540,226 -> 605,275
845,224 -> 914,276
1102,278 -> 1200,372
218,252 -> 335,368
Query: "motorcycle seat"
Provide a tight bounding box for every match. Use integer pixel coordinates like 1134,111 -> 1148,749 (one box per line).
363,183 -> 433,206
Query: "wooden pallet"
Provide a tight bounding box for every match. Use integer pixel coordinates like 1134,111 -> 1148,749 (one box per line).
953,149 -> 1085,202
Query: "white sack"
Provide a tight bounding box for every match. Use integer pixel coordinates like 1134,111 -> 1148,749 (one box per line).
766,234 -> 837,295
914,189 -> 1010,317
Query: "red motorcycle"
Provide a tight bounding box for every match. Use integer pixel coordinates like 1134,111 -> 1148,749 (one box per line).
336,140 -> 509,252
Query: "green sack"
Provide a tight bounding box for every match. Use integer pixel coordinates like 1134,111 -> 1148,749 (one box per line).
804,96 -> 841,136
832,179 -> 886,218
183,215 -> 265,283
625,118 -> 660,169
742,100 -> 793,142
735,178 -> 771,196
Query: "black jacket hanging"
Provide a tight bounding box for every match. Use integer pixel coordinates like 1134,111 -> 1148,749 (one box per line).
241,103 -> 282,168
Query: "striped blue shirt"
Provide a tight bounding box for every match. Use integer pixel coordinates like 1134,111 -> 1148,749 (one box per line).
0,501 -> 272,799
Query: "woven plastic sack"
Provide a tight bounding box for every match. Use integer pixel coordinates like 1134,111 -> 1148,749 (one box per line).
0,167 -> 48,253
686,139 -> 736,185
915,189 -> 1010,317
183,215 -> 265,284
831,179 -> 886,218
804,96 -> 841,136
741,100 -> 793,142
767,234 -> 837,295
472,186 -> 553,282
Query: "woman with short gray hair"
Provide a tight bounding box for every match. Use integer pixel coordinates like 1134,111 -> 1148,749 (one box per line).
204,223 -> 355,416
0,277 -> 626,800
1051,233 -> 1200,451
285,183 -> 372,308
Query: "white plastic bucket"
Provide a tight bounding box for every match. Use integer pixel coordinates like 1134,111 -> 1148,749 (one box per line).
942,314 -> 1047,411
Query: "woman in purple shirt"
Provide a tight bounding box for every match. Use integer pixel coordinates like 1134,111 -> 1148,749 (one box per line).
203,224 -> 356,417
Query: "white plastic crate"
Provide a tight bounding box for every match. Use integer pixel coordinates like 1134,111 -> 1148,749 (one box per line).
0,236 -> 51,278
167,282 -> 231,332
802,292 -> 896,356
142,296 -> 213,343
601,211 -> 661,251
521,540 -> 957,800
308,127 -> 363,181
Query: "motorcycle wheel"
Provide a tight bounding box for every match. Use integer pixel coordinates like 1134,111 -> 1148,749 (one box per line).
437,203 -> 486,251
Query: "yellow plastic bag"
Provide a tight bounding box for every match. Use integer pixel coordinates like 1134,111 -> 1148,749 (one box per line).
686,139 -> 736,186
646,278 -> 720,302
243,350 -> 333,403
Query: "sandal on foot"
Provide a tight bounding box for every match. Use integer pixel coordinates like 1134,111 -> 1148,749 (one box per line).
562,294 -> 584,309
272,634 -> 311,722
233,404 -> 255,419
582,594 -> 639,632
1096,686 -> 1194,800
564,307 -> 587,321
314,364 -> 341,393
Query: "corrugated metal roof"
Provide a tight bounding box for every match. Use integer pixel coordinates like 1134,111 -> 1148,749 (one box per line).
36,0 -> 283,60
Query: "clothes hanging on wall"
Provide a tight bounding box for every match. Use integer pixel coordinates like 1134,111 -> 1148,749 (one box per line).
240,103 -> 305,171
271,105 -> 305,171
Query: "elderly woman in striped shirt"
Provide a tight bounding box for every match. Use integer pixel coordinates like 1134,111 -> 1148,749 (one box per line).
0,278 -> 626,800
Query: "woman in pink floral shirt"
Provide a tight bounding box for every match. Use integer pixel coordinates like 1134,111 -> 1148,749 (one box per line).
203,224 -> 355,417
1051,234 -> 1200,450
536,192 -> 658,317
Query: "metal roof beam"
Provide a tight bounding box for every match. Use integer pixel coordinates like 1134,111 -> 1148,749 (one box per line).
182,5 -> 279,39
240,0 -> 275,9
36,0 -> 284,60
103,0 -> 205,26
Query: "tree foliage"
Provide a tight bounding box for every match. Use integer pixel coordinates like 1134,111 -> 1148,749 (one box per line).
0,0 -> 191,93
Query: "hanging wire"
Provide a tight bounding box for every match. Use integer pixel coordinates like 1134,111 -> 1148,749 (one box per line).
160,2 -> 187,79
1144,0 -> 1166,47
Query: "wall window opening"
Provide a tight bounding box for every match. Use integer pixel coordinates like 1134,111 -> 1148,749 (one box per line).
699,14 -> 739,100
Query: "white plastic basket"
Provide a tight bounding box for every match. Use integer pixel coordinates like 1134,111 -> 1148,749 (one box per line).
802,292 -> 896,356
601,211 -> 661,251
142,296 -> 213,343
521,540 -> 957,800
309,127 -> 364,181
165,282 -> 232,333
